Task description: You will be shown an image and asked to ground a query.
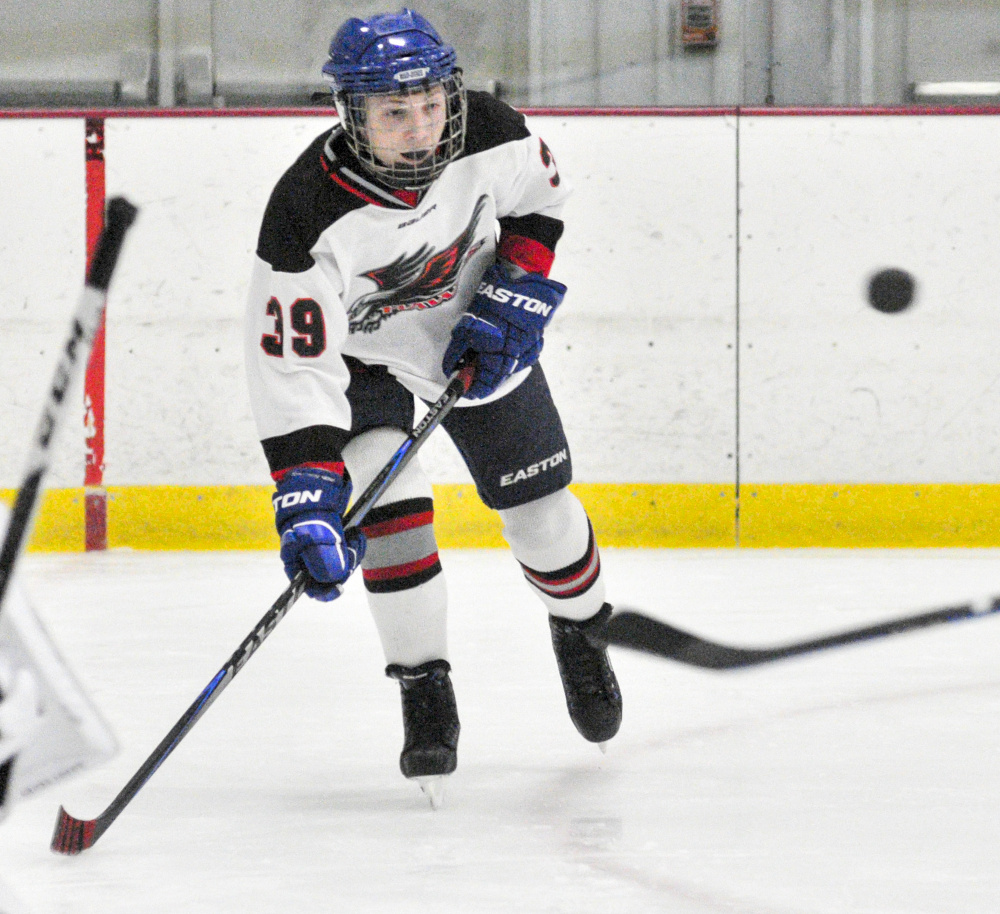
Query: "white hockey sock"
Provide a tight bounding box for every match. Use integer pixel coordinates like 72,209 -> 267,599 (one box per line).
343,428 -> 449,668
366,574 -> 449,668
499,488 -> 607,621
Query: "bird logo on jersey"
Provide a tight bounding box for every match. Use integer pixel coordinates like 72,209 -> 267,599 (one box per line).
348,195 -> 489,334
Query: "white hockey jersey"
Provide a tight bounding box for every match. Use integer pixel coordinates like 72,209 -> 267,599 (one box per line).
245,91 -> 571,470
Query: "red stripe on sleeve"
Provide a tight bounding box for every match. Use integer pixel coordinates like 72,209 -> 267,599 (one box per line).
497,234 -> 556,277
271,461 -> 346,483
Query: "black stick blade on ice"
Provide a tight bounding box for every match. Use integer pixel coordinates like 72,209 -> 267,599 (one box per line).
605,599 -> 1000,670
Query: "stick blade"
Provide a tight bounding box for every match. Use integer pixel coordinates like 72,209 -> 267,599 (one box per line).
606,610 -> 758,669
50,805 -> 99,855
606,611 -> 702,658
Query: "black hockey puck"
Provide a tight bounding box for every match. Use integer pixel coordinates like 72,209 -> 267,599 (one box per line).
867,268 -> 916,314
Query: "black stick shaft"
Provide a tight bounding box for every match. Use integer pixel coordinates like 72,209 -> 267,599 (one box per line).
52,364 -> 475,852
605,599 -> 1000,670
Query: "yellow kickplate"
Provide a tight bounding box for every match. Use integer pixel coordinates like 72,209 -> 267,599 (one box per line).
5,483 -> 999,551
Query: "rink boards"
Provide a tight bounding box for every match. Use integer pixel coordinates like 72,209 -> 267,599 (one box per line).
1,108 -> 999,547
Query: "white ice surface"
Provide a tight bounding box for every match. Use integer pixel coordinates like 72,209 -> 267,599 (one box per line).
3,548 -> 1000,914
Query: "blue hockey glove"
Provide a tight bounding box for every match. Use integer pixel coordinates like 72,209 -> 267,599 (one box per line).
272,467 -> 366,602
442,262 -> 566,399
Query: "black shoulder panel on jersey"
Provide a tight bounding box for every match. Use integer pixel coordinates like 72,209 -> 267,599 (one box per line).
256,129 -> 367,274
499,213 -> 565,250
261,424 -> 353,474
462,91 -> 531,157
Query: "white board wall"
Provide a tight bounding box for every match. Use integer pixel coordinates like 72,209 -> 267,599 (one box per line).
739,114 -> 1000,484
0,119 -> 87,489
0,111 -> 996,490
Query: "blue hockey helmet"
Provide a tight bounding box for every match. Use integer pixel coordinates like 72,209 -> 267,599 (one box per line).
322,9 -> 467,190
323,9 -> 457,94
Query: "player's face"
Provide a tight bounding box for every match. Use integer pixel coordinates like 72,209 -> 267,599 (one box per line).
365,85 -> 448,168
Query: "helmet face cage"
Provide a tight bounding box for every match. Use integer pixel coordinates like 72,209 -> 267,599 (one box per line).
322,10 -> 467,190
334,71 -> 467,190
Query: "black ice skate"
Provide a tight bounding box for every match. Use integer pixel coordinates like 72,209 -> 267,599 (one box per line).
549,604 -> 622,746
385,659 -> 460,808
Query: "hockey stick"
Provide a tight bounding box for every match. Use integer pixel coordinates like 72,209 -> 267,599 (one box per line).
604,598 -> 1000,670
0,197 -> 138,621
51,363 -> 476,855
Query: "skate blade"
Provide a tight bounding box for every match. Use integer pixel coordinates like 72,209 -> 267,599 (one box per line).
416,776 -> 446,809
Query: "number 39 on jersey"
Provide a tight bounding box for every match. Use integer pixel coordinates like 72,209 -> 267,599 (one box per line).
260,297 -> 327,358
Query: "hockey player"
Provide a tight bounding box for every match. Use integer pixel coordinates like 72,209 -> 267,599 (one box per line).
244,8 -> 621,801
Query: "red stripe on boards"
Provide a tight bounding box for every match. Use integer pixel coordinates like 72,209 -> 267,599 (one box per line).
6,105 -> 1000,120
84,117 -> 107,551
